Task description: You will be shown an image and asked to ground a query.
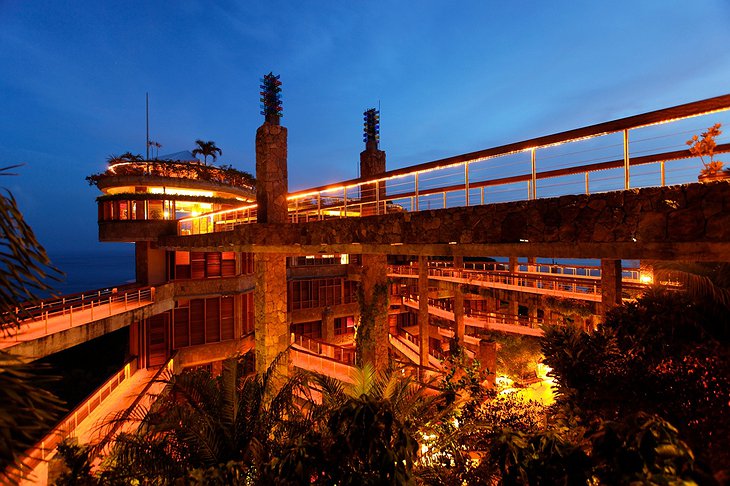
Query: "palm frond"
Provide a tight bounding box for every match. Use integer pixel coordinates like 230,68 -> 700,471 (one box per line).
652,261 -> 730,308
0,351 -> 65,478
347,362 -> 376,398
0,184 -> 63,333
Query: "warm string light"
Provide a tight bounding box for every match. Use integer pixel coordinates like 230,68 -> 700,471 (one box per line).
180,102 -> 730,231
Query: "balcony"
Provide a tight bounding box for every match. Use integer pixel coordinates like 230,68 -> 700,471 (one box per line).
88,159 -> 256,200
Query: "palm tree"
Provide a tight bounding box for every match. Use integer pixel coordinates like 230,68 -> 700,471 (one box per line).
92,353 -> 310,483
0,165 -> 64,481
650,261 -> 730,308
264,364 -> 446,484
192,140 -> 222,165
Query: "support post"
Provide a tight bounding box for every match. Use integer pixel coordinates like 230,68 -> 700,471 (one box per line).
358,254 -> 389,371
454,283 -> 465,343
478,339 -> 497,388
418,256 -> 430,370
623,129 -> 630,190
600,259 -> 622,318
321,307 -> 335,342
530,148 -> 536,200
254,253 -> 290,373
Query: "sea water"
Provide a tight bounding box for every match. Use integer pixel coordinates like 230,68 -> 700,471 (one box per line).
46,247 -> 136,296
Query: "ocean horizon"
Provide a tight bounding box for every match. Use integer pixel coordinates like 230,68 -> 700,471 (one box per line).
46,248 -> 136,296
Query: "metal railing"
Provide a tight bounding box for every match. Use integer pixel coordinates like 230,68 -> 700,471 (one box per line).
291,334 -> 356,365
389,265 -> 646,301
3,286 -> 154,341
15,357 -> 138,475
402,296 -> 550,332
177,95 -> 730,235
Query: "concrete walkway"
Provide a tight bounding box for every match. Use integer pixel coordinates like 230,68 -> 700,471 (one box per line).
1,297 -> 152,353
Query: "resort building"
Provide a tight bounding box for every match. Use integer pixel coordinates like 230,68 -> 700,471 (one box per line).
6,86 -> 730,482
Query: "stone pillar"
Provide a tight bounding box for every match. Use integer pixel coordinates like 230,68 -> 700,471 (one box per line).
358,254 -> 389,371
479,339 -> 497,388
360,142 -> 386,214
253,108 -> 290,374
418,256 -> 430,369
453,255 -> 464,269
254,253 -> 289,374
454,284 -> 465,343
321,307 -> 335,342
508,256 -> 519,273
600,259 -> 622,317
256,123 -> 288,224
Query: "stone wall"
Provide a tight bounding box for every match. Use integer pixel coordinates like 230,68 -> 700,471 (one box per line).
161,181 -> 730,261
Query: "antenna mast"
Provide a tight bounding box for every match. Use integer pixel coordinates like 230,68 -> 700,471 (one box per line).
146,92 -> 150,159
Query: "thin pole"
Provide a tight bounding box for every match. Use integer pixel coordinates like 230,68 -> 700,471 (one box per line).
146,93 -> 150,160
531,148 -> 537,200
623,129 -> 630,190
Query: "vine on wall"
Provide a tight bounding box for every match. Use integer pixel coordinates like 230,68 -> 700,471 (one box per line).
355,281 -> 389,368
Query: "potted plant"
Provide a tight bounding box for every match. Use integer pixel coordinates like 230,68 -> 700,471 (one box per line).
687,123 -> 726,181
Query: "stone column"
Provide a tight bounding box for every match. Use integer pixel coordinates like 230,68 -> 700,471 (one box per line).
360,142 -> 386,215
253,114 -> 290,374
600,259 -> 622,317
508,256 -> 519,273
358,254 -> 389,371
454,284 -> 465,343
453,255 -> 464,269
254,253 -> 289,373
321,307 -> 335,342
418,256 -> 430,369
479,339 -> 497,388
256,122 -> 288,224
507,257 -> 519,320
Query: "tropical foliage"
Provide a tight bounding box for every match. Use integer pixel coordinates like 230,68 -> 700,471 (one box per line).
192,139 -> 222,165
86,159 -> 254,189
56,289 -> 730,484
543,288 -> 730,480
0,165 -> 64,481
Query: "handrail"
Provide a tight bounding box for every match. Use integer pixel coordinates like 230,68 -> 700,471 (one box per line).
15,283 -> 142,317
392,265 -> 647,294
291,333 -> 356,365
15,357 -> 138,475
177,93 -> 730,235
402,295 -> 550,331
96,352 -> 177,453
3,287 -> 155,342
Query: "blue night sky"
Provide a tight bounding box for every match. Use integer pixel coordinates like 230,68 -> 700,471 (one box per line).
1,0 -> 730,259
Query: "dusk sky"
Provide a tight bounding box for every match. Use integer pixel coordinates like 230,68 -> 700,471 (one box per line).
2,0 -> 730,259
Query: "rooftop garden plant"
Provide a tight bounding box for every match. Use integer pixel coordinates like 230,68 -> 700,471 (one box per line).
86,158 -> 254,189
687,123 -> 725,180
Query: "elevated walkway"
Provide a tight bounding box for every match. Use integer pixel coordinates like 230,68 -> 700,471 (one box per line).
16,356 -> 174,485
1,285 -> 173,360
403,297 -> 544,337
389,264 -> 646,302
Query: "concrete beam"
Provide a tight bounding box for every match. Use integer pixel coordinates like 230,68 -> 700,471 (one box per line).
159,182 -> 730,261
6,300 -> 175,361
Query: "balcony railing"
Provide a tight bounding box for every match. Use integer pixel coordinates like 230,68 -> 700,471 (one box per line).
177,94 -> 730,236
291,333 -> 356,365
3,286 -> 154,339
14,357 -> 137,476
